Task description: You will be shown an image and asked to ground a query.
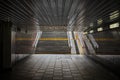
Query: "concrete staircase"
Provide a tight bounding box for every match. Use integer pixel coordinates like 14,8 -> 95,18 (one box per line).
35,32 -> 71,54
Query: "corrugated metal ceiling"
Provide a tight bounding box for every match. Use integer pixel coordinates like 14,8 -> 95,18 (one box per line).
0,0 -> 119,31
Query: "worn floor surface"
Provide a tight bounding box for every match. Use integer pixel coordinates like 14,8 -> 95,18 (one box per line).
3,55 -> 119,80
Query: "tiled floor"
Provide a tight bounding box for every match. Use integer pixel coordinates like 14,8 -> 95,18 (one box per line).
3,55 -> 119,80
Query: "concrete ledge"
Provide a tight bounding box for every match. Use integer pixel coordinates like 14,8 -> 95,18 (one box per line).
87,55 -> 120,78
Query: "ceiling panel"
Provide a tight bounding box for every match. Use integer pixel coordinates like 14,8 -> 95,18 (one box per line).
0,0 -> 119,31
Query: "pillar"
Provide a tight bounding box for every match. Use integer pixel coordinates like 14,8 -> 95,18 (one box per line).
0,21 -> 12,71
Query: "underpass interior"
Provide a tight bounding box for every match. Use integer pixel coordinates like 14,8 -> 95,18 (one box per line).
0,0 -> 120,80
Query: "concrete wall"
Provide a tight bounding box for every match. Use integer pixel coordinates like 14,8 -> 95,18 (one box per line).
91,28 -> 120,55
0,20 -> 40,71
11,31 -> 38,65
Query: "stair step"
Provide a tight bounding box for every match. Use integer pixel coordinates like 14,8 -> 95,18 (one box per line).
41,32 -> 67,38
36,46 -> 70,52
37,40 -> 69,46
